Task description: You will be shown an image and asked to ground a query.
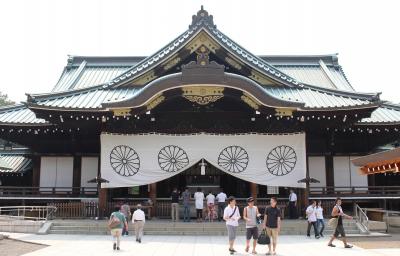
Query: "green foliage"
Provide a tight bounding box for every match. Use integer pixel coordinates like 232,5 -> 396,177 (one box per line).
0,91 -> 14,107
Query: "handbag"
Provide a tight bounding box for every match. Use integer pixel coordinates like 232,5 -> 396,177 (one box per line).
327,217 -> 338,228
108,213 -> 121,230
257,229 -> 270,245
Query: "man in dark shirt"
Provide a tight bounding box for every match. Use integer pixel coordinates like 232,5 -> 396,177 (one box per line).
171,188 -> 180,221
262,197 -> 281,255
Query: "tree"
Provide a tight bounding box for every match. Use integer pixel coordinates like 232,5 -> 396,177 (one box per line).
0,91 -> 14,107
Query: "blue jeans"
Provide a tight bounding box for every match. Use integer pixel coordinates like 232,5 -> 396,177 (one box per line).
317,219 -> 325,235
183,205 -> 190,222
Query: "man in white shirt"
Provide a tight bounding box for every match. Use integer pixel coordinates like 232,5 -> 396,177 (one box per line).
194,187 -> 205,222
216,189 -> 227,221
306,200 -> 320,239
132,204 -> 146,243
288,189 -> 297,219
206,191 -> 216,221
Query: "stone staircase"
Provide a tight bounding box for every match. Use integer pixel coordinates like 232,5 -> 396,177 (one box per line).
48,219 -> 362,236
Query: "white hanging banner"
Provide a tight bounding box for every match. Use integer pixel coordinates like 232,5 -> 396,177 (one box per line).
100,133 -> 306,188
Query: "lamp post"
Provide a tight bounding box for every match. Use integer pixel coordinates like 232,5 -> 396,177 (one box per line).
87,176 -> 109,219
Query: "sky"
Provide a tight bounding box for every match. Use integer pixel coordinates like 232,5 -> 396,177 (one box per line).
0,0 -> 399,104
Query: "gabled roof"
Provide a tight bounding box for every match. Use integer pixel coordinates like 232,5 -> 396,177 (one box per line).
106,7 -> 303,88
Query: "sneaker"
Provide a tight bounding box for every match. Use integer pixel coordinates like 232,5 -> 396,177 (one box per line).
328,244 -> 336,247
113,243 -> 116,250
316,236 -> 320,239
117,247 -> 120,250
138,239 -> 141,243
344,245 -> 353,249
320,233 -> 324,237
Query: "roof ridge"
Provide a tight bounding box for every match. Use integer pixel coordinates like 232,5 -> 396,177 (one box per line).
27,84 -> 107,102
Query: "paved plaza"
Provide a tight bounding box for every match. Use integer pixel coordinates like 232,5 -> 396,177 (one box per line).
3,233 -> 399,256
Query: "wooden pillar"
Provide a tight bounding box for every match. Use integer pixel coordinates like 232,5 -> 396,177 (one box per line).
31,155 -> 41,194
149,183 -> 157,218
250,182 -> 257,202
99,188 -> 108,218
72,155 -> 82,195
325,155 -> 334,193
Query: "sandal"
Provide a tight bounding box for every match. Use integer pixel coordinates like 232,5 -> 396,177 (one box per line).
245,246 -> 249,252
344,245 -> 353,249
252,250 -> 257,254
328,244 -> 336,247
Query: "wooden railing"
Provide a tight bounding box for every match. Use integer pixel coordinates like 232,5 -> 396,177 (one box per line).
309,186 -> 400,197
0,186 -> 98,198
48,202 -> 99,219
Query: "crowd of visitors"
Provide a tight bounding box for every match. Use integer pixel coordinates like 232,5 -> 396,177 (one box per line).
107,188 -> 353,254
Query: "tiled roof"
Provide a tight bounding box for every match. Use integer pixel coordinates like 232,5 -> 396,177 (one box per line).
275,65 -> 353,91
359,104 -> 400,124
32,87 -> 142,109
0,154 -> 32,173
264,87 -> 371,109
0,105 -> 47,125
53,66 -> 130,92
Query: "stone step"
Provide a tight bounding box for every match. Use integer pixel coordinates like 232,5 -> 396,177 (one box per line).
49,220 -> 361,236
48,229 -> 361,236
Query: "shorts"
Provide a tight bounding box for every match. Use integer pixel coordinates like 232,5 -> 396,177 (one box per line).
226,225 -> 237,241
333,224 -> 346,238
246,226 -> 259,240
266,227 -> 279,243
110,228 -> 122,236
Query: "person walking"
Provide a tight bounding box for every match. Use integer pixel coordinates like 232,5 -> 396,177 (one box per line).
206,191 -> 216,222
223,196 -> 241,254
120,202 -> 131,236
327,198 -> 353,248
216,189 -> 227,221
171,187 -> 179,222
306,200 -> 320,239
182,187 -> 191,222
243,197 -> 260,254
262,197 -> 281,256
316,200 -> 325,237
132,204 -> 146,243
194,187 -> 205,222
288,189 -> 297,219
108,206 -> 128,251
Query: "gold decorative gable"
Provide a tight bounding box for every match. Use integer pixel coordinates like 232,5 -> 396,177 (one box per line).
182,86 -> 224,105
131,71 -> 157,86
275,108 -> 295,116
185,31 -> 220,54
250,70 -> 275,85
225,54 -> 242,70
113,108 -> 131,116
240,93 -> 260,110
163,55 -> 181,71
146,95 -> 165,110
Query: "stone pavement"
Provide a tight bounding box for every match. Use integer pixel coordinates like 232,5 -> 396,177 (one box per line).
4,233 -> 400,256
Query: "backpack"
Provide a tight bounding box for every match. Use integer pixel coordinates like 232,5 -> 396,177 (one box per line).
108,213 -> 121,229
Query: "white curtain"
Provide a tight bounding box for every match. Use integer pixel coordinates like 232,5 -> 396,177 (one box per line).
100,133 -> 306,188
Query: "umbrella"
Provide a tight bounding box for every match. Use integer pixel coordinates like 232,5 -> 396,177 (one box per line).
297,177 -> 320,184
87,176 -> 109,184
